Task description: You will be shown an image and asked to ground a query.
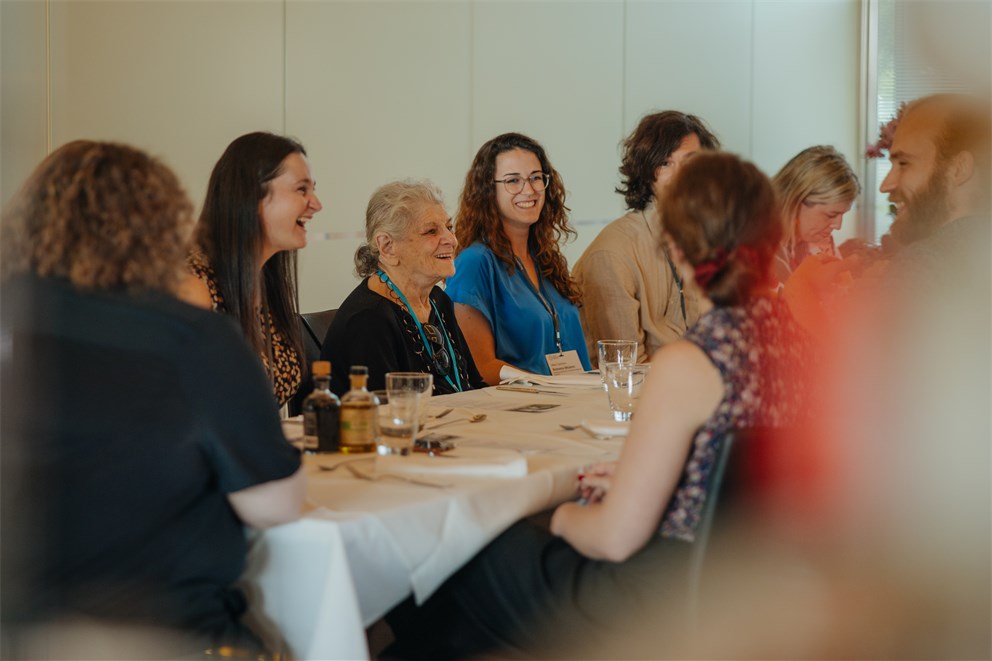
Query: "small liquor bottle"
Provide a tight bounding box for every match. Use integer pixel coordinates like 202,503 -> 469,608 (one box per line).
339,365 -> 378,454
302,361 -> 341,453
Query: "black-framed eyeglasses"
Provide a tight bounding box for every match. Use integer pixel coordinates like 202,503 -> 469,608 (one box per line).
423,323 -> 452,376
493,172 -> 550,195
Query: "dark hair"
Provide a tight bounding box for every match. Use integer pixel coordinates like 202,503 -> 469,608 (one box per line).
195,131 -> 306,360
455,132 -> 579,303
661,152 -> 780,307
2,140 -> 193,292
617,111 -> 721,211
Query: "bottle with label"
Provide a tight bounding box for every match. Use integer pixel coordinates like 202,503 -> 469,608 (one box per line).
339,365 -> 378,454
302,361 -> 341,453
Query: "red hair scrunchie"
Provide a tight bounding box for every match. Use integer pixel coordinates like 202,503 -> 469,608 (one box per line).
693,247 -> 729,288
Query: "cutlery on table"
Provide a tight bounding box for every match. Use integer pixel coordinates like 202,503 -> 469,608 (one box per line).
318,456 -> 374,473
424,414 -> 487,430
559,424 -> 611,440
495,385 -> 569,396
345,463 -> 451,489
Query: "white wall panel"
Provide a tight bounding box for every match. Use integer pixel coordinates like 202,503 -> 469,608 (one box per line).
286,1 -> 472,313
4,0 -> 863,309
49,0 -> 284,212
752,0 -> 861,243
624,1 -> 754,156
471,1 -> 626,266
1,0 -> 49,208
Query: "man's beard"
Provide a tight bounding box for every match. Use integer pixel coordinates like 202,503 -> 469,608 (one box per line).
890,169 -> 952,246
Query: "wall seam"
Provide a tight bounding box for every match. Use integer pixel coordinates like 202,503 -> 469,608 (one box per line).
282,0 -> 288,134
748,0 -> 755,158
468,0 -> 475,164
620,0 -> 627,137
46,0 -> 52,153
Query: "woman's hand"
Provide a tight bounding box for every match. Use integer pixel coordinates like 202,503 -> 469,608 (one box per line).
579,461 -> 616,504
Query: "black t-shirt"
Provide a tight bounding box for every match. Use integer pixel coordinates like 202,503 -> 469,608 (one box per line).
0,276 -> 301,646
320,279 -> 486,396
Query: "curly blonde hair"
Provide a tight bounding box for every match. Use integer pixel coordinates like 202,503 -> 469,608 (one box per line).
455,132 -> 579,304
2,140 -> 194,292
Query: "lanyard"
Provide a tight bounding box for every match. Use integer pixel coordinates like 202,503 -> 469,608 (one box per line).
514,257 -> 563,353
376,271 -> 463,392
664,252 -> 687,326
645,210 -> 687,326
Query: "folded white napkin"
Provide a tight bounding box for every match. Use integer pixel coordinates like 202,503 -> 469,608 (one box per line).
377,446 -> 527,478
581,418 -> 629,438
499,365 -> 602,389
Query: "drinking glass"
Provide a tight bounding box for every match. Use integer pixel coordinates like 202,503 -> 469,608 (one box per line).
378,373 -> 433,456
597,340 -> 638,390
604,362 -> 651,422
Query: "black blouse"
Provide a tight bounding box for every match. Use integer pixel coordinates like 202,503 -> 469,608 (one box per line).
321,278 -> 487,397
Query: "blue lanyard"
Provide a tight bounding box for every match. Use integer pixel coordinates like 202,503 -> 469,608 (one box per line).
376,270 -> 463,392
514,257 -> 563,353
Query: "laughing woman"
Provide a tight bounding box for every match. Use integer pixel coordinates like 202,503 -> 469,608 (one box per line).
179,132 -> 322,406
321,180 -> 485,396
446,133 -> 591,384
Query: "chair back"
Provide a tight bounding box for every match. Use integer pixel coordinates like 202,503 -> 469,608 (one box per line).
686,430 -> 736,621
301,309 -> 337,350
287,309 -> 337,416
685,427 -> 798,627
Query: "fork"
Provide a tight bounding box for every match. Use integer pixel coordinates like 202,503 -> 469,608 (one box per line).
558,424 -> 610,440
345,463 -> 452,489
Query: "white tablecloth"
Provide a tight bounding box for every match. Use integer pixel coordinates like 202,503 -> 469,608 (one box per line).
244,385 -> 620,660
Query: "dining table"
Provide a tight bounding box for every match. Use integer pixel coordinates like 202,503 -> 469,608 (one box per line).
240,378 -> 628,660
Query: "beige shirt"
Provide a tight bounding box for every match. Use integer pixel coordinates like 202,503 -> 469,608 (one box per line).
572,206 -> 704,364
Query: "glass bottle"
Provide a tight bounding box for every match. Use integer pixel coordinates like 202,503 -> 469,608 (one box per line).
339,365 -> 378,454
302,361 -> 341,453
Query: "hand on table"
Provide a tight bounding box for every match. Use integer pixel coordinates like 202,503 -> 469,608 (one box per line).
578,461 -> 616,504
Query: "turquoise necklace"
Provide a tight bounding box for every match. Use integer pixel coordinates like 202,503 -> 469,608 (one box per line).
376,270 -> 463,393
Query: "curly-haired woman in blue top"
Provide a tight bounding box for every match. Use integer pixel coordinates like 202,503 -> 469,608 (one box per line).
446,133 -> 591,384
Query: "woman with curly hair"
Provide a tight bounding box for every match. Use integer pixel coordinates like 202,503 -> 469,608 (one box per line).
446,132 -> 590,384
1,140 -> 303,655
573,110 -> 720,364
180,132 -> 323,405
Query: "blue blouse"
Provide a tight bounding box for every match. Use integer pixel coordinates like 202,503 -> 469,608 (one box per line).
446,242 -> 591,375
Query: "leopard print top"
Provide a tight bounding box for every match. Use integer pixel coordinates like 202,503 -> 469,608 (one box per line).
187,251 -> 302,405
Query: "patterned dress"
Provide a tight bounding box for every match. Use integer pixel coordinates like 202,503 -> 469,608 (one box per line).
187,251 -> 302,406
660,295 -> 813,541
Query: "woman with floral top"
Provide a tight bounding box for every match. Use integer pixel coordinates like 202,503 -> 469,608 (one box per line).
385,152 -> 815,658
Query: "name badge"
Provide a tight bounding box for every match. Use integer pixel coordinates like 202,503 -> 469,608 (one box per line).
546,350 -> 584,375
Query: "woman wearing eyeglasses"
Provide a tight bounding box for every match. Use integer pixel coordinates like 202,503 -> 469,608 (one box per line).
321,180 -> 485,396
446,133 -> 591,385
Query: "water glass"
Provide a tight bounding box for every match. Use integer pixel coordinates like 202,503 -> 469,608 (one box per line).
604,362 -> 651,422
378,373 -> 433,455
597,340 -> 638,390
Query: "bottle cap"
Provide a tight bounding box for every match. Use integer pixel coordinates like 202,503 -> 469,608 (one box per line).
312,361 -> 331,376
349,365 -> 369,376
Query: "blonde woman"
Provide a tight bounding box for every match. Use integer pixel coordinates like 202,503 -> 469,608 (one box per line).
772,146 -> 860,284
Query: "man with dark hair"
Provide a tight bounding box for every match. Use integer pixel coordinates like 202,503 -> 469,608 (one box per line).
572,111 -> 720,364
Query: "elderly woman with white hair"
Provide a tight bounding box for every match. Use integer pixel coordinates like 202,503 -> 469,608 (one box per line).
321,180 -> 486,396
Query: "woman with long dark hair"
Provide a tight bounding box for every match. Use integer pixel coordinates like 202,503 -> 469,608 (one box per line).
446,132 -> 590,384
180,132 -> 322,405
